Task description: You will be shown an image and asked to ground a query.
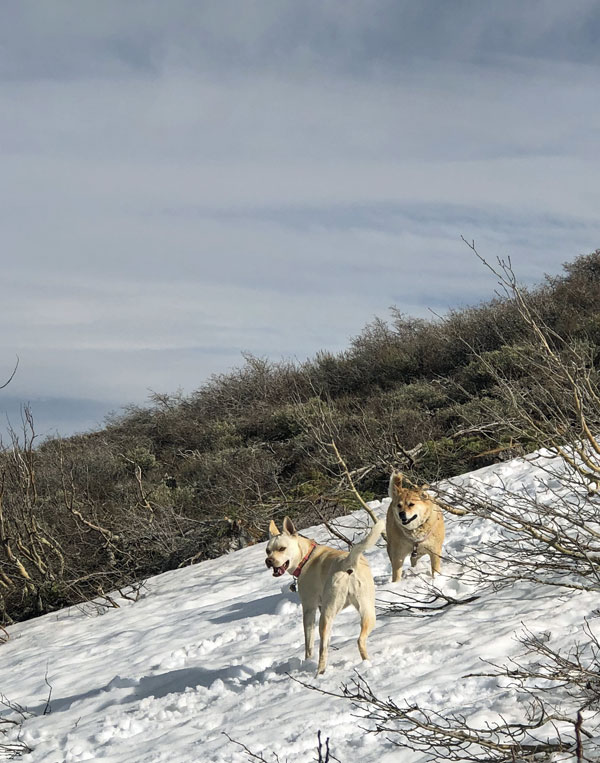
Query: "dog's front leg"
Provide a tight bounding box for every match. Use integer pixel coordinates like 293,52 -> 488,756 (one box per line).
316,609 -> 333,675
302,607 -> 317,660
428,548 -> 442,577
390,539 -> 413,582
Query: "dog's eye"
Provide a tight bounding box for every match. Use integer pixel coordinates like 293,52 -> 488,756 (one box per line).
279,546 -> 286,552
407,502 -> 415,508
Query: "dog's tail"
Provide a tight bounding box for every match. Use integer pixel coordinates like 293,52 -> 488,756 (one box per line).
345,519 -> 385,571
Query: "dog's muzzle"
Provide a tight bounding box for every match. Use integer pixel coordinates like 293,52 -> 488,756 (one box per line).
399,511 -> 417,526
265,558 -> 289,577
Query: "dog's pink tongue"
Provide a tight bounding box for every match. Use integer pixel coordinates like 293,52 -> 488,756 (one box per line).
273,566 -> 285,577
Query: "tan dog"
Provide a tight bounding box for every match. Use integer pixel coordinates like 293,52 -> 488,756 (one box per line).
386,473 -> 445,582
266,516 -> 385,674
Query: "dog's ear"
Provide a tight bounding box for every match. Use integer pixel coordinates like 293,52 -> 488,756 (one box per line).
269,520 -> 280,537
419,484 -> 432,499
389,472 -> 403,497
283,516 -> 297,535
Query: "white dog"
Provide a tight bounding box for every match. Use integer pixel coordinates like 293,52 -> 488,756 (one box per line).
266,516 -> 385,674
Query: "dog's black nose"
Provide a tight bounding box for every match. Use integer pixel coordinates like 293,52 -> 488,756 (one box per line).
265,558 -> 273,568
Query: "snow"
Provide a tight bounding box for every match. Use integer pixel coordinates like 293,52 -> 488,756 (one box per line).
1,452 -> 598,762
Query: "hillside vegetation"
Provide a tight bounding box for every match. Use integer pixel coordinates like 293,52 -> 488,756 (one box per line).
1,249 -> 600,625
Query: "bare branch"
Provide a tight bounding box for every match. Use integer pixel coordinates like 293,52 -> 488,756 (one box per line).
0,357 -> 18,390
328,440 -> 384,536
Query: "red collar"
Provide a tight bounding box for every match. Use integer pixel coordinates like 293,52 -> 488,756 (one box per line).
292,541 -> 316,578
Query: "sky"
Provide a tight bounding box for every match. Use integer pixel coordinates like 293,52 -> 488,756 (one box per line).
1,1 -> 600,439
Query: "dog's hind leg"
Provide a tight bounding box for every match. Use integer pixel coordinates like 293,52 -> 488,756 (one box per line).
303,607 -> 317,660
357,603 -> 375,662
316,573 -> 348,674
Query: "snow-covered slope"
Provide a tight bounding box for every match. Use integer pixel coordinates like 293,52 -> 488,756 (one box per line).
1,453 -> 598,762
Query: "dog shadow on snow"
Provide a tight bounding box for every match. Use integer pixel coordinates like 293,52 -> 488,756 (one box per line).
32,591 -> 304,717
210,589 -> 298,624
33,657 -> 306,718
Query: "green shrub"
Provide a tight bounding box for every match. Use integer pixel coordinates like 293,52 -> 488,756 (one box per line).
4,248 -> 600,626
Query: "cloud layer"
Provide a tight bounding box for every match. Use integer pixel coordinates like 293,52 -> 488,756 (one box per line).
1,2 -> 599,437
